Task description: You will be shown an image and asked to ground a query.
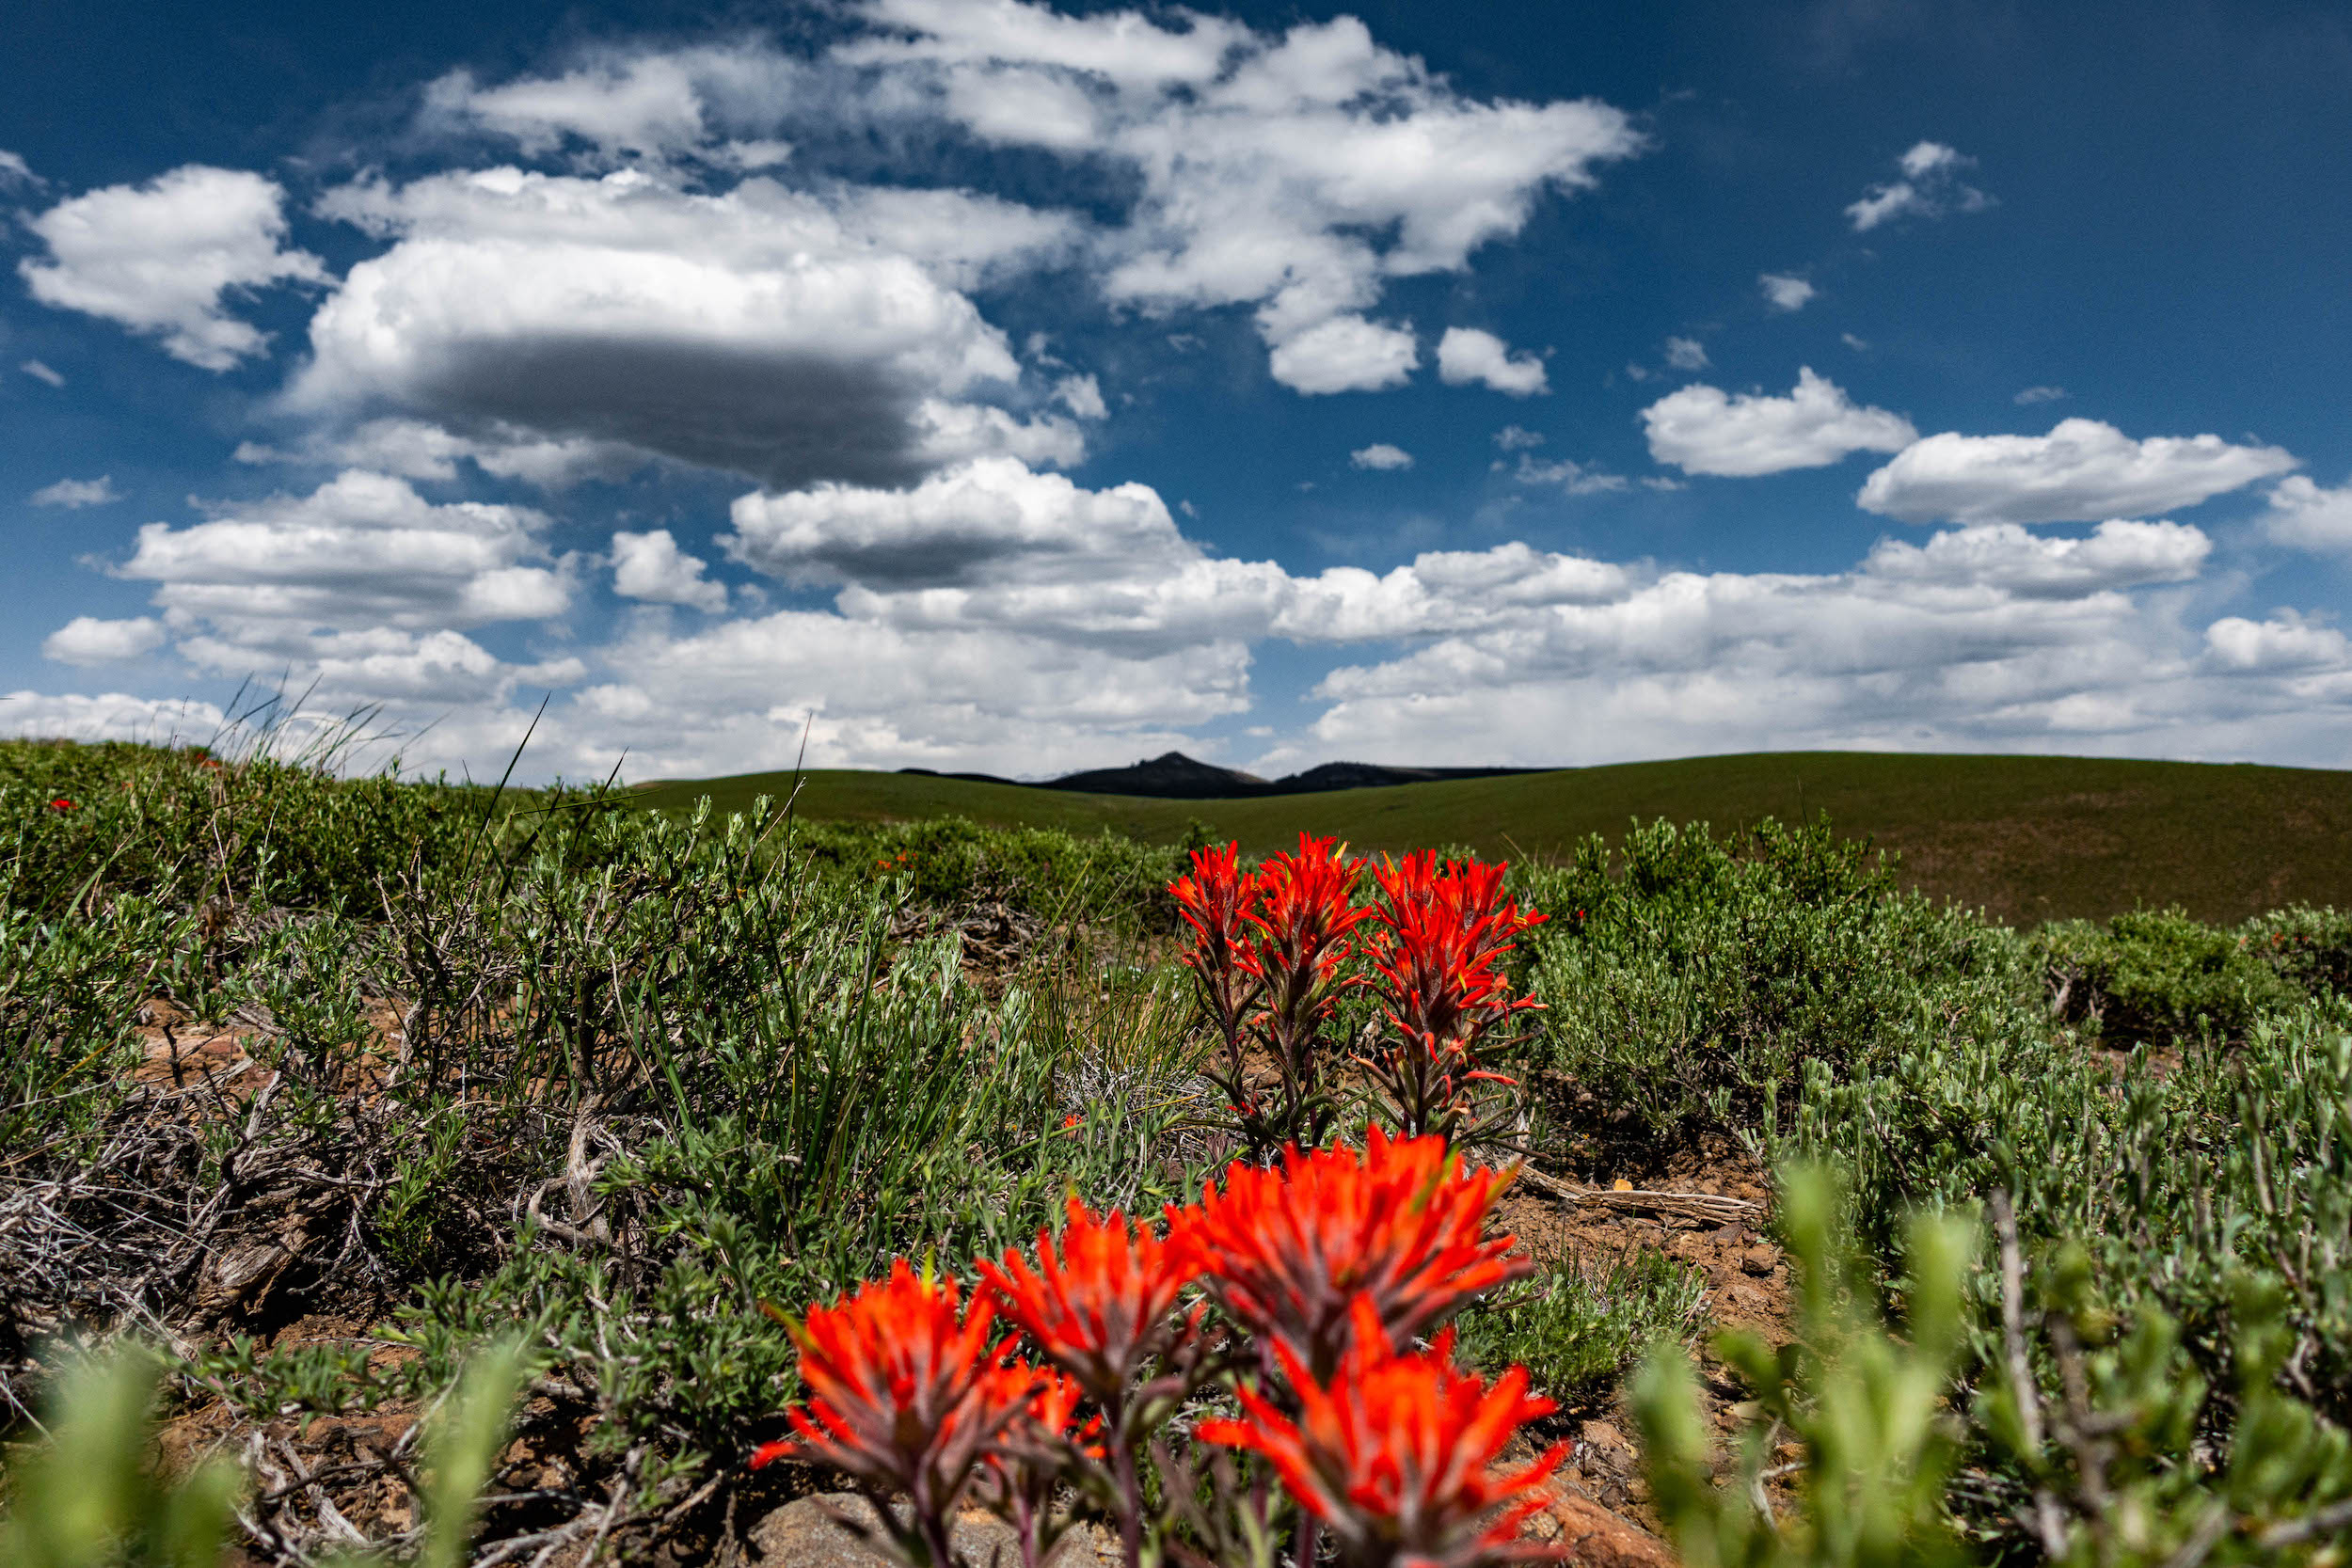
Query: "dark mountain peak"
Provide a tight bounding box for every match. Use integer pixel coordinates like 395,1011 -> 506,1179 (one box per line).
1035,752 -> 1552,800
1044,751 -> 1269,800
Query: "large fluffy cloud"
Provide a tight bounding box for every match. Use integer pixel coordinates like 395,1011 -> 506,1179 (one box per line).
291,168 -> 1079,490
1860,519 -> 2210,598
1857,418 -> 2298,525
82,470 -> 584,705
2264,476 -> 2352,553
427,8 -> 1642,398
725,457 -> 1631,657
21,166 -> 326,370
1642,368 -> 1916,477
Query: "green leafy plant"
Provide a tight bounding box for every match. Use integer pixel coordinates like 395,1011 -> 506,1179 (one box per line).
1454,1249 -> 1708,1403
1633,1164 -> 1972,1568
0,1349 -> 240,1568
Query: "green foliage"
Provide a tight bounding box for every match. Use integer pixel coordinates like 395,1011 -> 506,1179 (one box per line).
1521,816 -> 2026,1134
1635,1164 -> 1972,1568
1453,1249 -> 1708,1402
783,813 -> 1189,933
1786,996 -> 2352,1417
415,1340 -> 526,1568
0,1349 -> 240,1568
0,736 -> 489,918
2034,907 -> 2302,1045
2240,904 -> 2352,1000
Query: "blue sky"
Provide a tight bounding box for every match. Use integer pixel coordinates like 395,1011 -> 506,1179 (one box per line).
6,0 -> 2351,782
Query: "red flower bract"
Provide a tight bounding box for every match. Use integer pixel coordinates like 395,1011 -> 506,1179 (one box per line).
750,1260 -> 1033,1553
1199,1296 -> 1565,1568
1360,853 -> 1547,1142
1169,1128 -> 1528,1381
1241,832 -> 1370,1022
1366,852 -> 1545,1052
977,1196 -> 1200,1404
49,798 -> 75,812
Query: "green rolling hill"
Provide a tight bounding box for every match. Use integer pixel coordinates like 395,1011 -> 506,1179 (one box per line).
628,751 -> 2352,925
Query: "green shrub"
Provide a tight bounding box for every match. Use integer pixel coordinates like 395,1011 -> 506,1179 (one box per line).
2240,903 -> 2352,1001
1521,816 -> 2029,1135
2033,906 -> 2299,1045
1454,1249 -> 1708,1402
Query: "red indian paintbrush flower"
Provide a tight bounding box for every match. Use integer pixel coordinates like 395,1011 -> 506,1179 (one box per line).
1361,854 -> 1547,1142
751,1261 -> 1035,1568
1198,1295 -> 1565,1568
978,1196 -> 1200,1404
1169,1128 -> 1528,1380
1242,832 -> 1370,1021
1171,834 -> 1371,1153
1366,853 -> 1545,1049
981,1197 -> 1209,1568
1169,841 -> 1263,1056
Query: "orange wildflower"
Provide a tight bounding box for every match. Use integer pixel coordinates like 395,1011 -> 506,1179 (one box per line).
978,1196 -> 1200,1404
1361,853 -> 1546,1142
1198,1296 -> 1565,1568
750,1262 -> 1033,1567
1169,1129 -> 1528,1380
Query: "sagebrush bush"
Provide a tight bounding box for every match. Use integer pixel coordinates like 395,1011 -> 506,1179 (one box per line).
2033,905 -> 2302,1045
1520,816 -> 2029,1135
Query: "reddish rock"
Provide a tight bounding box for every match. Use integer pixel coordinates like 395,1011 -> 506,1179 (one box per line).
1523,1481 -> 1680,1568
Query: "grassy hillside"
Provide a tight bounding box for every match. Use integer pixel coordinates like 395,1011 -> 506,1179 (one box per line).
632,750 -> 2352,923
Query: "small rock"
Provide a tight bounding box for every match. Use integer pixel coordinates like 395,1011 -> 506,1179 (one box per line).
1740,1246 -> 1778,1277
1524,1482 -> 1677,1568
1579,1419 -> 1630,1456
749,1494 -> 1117,1568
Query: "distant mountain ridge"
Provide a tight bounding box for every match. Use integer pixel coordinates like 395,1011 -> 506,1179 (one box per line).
898,750 -> 1550,800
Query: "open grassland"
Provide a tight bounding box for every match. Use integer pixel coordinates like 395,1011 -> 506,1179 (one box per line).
9,736 -> 2352,1567
633,749 -> 2352,923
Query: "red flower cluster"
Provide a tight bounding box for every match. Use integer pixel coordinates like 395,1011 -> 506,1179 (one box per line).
753,1262 -> 1038,1568
1171,834 -> 1369,1152
1360,853 -> 1548,1143
1179,1128 -> 1528,1381
1171,838 -> 1545,1150
980,1197 -> 1199,1405
761,1133 -> 1552,1568
49,798 -> 75,813
1199,1296 -> 1565,1568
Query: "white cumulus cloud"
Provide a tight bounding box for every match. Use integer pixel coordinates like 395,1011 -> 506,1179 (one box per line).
295,166 -> 1078,489
21,166 -> 326,370
1663,336 -> 1708,372
20,359 -> 65,388
1267,316 -> 1421,394
1437,327 -> 1549,395
1846,140 -> 1991,232
31,475 -> 121,508
1643,367 -> 1916,477
2263,476 -> 2352,554
1758,273 -> 1815,311
1860,519 -> 2210,598
1350,442 -> 1413,471
1857,418 -> 2298,525
611,528 -> 730,611
2205,611 -> 2351,673
41,616 -> 167,666
109,470 -> 580,705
